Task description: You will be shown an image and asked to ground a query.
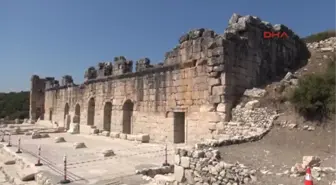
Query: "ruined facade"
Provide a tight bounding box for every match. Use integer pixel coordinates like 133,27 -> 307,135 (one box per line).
29,14 -> 310,144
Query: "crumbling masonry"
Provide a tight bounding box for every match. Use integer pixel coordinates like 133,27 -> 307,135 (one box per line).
29,13 -> 310,144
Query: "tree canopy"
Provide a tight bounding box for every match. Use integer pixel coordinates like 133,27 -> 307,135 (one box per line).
0,91 -> 30,120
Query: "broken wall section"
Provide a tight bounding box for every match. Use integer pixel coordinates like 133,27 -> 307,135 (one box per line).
222,14 -> 310,109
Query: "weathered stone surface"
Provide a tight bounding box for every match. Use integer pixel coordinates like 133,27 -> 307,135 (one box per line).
4,160 -> 16,165
73,142 -> 86,149
54,137 -> 66,143
119,133 -> 127,140
174,165 -> 185,182
101,149 -> 115,157
19,169 -> 37,181
180,157 -> 190,168
302,156 -> 321,168
101,131 -> 110,136
31,131 -> 41,139
109,132 -> 120,138
30,13 -> 309,144
40,133 -> 50,138
136,134 -> 150,143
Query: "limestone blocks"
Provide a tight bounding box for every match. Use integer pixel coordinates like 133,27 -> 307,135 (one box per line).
173,148 -> 256,184
136,58 -> 152,72
108,132 -> 150,143
100,131 -> 110,136
109,132 -> 120,138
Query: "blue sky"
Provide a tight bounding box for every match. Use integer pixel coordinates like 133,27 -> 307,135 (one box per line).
0,0 -> 335,92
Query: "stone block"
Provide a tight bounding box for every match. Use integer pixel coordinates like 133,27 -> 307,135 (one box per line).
212,85 -> 225,95
40,133 -> 49,138
101,131 -> 110,136
174,165 -> 185,182
54,137 -> 66,143
199,104 -> 215,112
31,131 -> 41,139
101,149 -> 115,157
119,133 -> 127,140
109,132 -> 120,138
244,100 -> 260,110
216,103 -> 226,113
209,95 -> 221,104
175,155 -> 181,165
90,128 -> 99,135
180,156 -> 190,168
74,142 -> 86,149
19,168 -> 37,181
184,169 -> 195,184
127,134 -> 137,141
136,134 -> 150,143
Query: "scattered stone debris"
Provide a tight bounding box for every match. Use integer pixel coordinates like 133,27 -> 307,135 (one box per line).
101,149 -> 115,157
136,165 -> 173,177
172,148 -> 257,185
243,88 -> 267,98
3,160 -> 16,165
199,99 -> 277,147
290,156 -> 322,176
307,37 -> 336,51
101,131 -> 110,136
31,131 -> 41,139
54,137 -> 66,143
73,142 -> 86,149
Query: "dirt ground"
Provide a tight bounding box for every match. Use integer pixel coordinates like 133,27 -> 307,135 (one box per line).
219,122 -> 335,185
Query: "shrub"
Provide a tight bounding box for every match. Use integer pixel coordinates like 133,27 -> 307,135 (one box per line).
303,30 -> 336,43
289,61 -> 335,120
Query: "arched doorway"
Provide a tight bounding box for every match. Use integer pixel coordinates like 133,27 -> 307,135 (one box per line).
64,103 -> 69,120
75,104 -> 80,123
103,102 -> 112,131
122,100 -> 133,134
87,98 -> 95,126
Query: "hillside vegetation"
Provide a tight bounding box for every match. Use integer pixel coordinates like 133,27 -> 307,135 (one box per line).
289,60 -> 335,121
303,30 -> 336,43
0,91 -> 29,120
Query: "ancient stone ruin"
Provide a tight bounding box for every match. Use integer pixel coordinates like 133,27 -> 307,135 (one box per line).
29,13 -> 310,144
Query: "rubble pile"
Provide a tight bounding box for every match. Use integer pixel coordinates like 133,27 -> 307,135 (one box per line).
307,37 -> 336,51
198,88 -> 278,147
172,148 -> 257,185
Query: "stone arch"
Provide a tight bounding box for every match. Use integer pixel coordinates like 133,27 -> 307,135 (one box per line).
64,103 -> 70,120
87,98 -> 95,126
75,104 -> 81,123
122,99 -> 134,134
103,102 -> 112,131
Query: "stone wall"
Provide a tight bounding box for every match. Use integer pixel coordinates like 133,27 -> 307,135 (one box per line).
173,148 -> 257,184
29,13 -> 310,144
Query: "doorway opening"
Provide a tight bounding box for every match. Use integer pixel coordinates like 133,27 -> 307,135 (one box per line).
173,112 -> 185,144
